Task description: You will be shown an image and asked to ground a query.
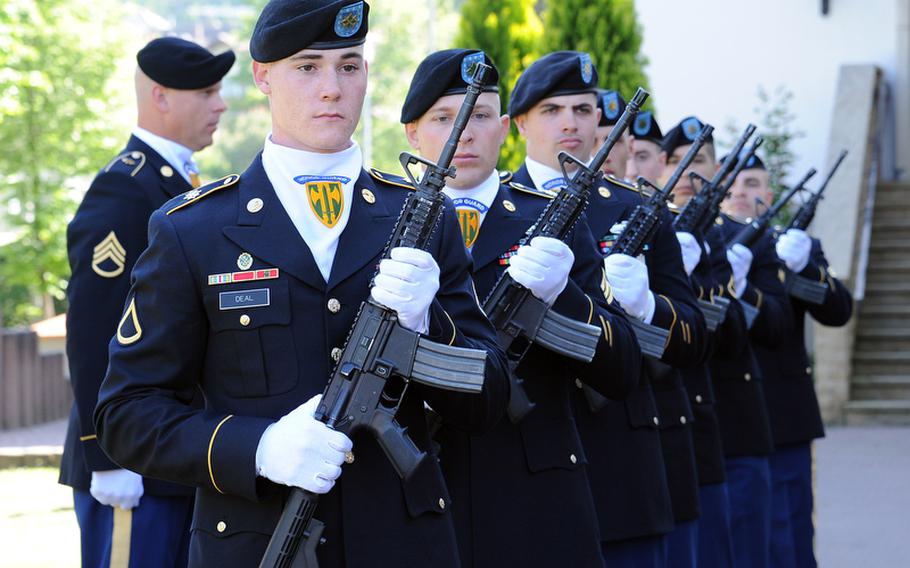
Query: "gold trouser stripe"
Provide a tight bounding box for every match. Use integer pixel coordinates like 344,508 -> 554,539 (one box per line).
110,507 -> 132,568
208,415 -> 234,494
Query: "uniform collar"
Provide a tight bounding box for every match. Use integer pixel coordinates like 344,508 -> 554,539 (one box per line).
132,127 -> 195,184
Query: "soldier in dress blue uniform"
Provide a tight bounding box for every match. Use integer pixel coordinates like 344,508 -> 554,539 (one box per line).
725,156 -> 853,568
507,54 -> 707,567
93,3 -> 509,567
676,136 -> 791,568
59,36 -> 234,568
402,49 -> 642,567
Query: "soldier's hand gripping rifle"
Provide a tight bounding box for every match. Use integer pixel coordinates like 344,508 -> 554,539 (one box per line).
779,150 -> 847,304
583,123 -> 713,412
482,88 -> 649,424
259,64 -> 493,568
672,124 -> 755,331
728,167 -> 817,250
695,135 -> 765,235
787,150 -> 847,231
673,124 -> 756,234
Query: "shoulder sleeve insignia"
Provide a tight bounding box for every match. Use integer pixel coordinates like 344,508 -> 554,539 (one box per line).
92,231 -> 126,278
103,151 -> 146,177
499,170 -> 514,184
368,168 -> 414,190
166,174 -> 240,215
508,181 -> 555,199
116,297 -> 142,345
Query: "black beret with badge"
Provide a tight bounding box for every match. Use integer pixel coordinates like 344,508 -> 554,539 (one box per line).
400,49 -> 500,124
597,89 -> 626,127
137,37 -> 235,90
250,0 -> 370,63
661,115 -> 715,155
631,110 -> 663,144
508,51 -> 599,118
719,150 -> 766,171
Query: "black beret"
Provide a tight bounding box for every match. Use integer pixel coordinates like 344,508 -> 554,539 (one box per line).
508,51 -> 599,118
400,49 -> 500,124
251,0 -> 369,63
137,37 -> 235,90
720,150 -> 766,171
630,110 -> 663,144
661,116 -> 714,154
597,90 -> 626,127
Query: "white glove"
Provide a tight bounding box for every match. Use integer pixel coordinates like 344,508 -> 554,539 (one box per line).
255,394 -> 353,494
90,469 -> 144,510
775,228 -> 812,273
604,253 -> 656,323
675,232 -> 701,276
506,236 -> 574,306
371,247 -> 440,334
726,244 -> 754,299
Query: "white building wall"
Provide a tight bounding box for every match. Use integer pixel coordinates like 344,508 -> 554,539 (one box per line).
635,0 -> 900,183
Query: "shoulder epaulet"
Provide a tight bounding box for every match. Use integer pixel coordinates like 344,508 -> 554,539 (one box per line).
499,170 -> 513,184
103,151 -> 146,177
508,181 -> 555,199
369,168 -> 414,190
165,174 -> 240,215
602,174 -> 640,194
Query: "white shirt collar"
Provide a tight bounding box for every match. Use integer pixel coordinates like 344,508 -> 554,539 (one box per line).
524,157 -> 569,193
132,127 -> 195,183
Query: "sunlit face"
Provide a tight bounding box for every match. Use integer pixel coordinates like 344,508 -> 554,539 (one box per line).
405,92 -> 509,189
514,93 -> 600,171
253,46 -> 368,152
661,142 -> 717,206
593,125 -> 629,180
722,168 -> 773,220
626,138 -> 665,184
163,83 -> 227,151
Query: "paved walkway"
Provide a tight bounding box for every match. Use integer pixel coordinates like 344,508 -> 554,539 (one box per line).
0,421 -> 907,565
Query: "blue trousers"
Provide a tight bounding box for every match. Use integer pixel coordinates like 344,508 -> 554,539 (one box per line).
601,534 -> 668,568
73,490 -> 193,568
665,518 -> 697,568
697,482 -> 735,568
769,443 -> 817,568
725,456 -> 771,568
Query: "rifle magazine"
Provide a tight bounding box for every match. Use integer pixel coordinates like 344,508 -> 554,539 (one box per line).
412,338 -> 487,393
535,309 -> 600,362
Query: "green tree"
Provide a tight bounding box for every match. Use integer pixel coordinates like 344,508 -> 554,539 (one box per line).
454,0 -> 543,172
540,0 -> 650,105
0,0 -> 128,325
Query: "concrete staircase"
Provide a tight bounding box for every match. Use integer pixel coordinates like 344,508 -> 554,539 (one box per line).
846,182 -> 910,425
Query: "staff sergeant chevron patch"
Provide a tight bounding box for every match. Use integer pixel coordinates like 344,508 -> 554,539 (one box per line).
92,231 -> 126,278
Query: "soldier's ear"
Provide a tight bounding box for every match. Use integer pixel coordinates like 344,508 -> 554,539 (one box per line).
404,121 -> 420,151
252,61 -> 271,95
498,114 -> 510,145
513,114 -> 528,137
151,84 -> 169,112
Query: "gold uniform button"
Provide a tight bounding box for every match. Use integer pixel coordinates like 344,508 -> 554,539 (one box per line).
502,199 -> 516,212
247,198 -> 264,213
327,298 -> 342,313
598,186 -> 611,199
680,416 -> 687,425
131,151 -> 142,160
331,347 -> 343,362
806,366 -> 812,375
345,451 -> 355,464
160,165 -> 174,178
695,394 -> 703,404
744,373 -> 752,382
575,378 -> 584,389
653,416 -> 660,426
239,314 -> 251,326
361,188 -> 376,204
216,521 -> 226,533
438,498 -> 446,510
570,454 -> 577,464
